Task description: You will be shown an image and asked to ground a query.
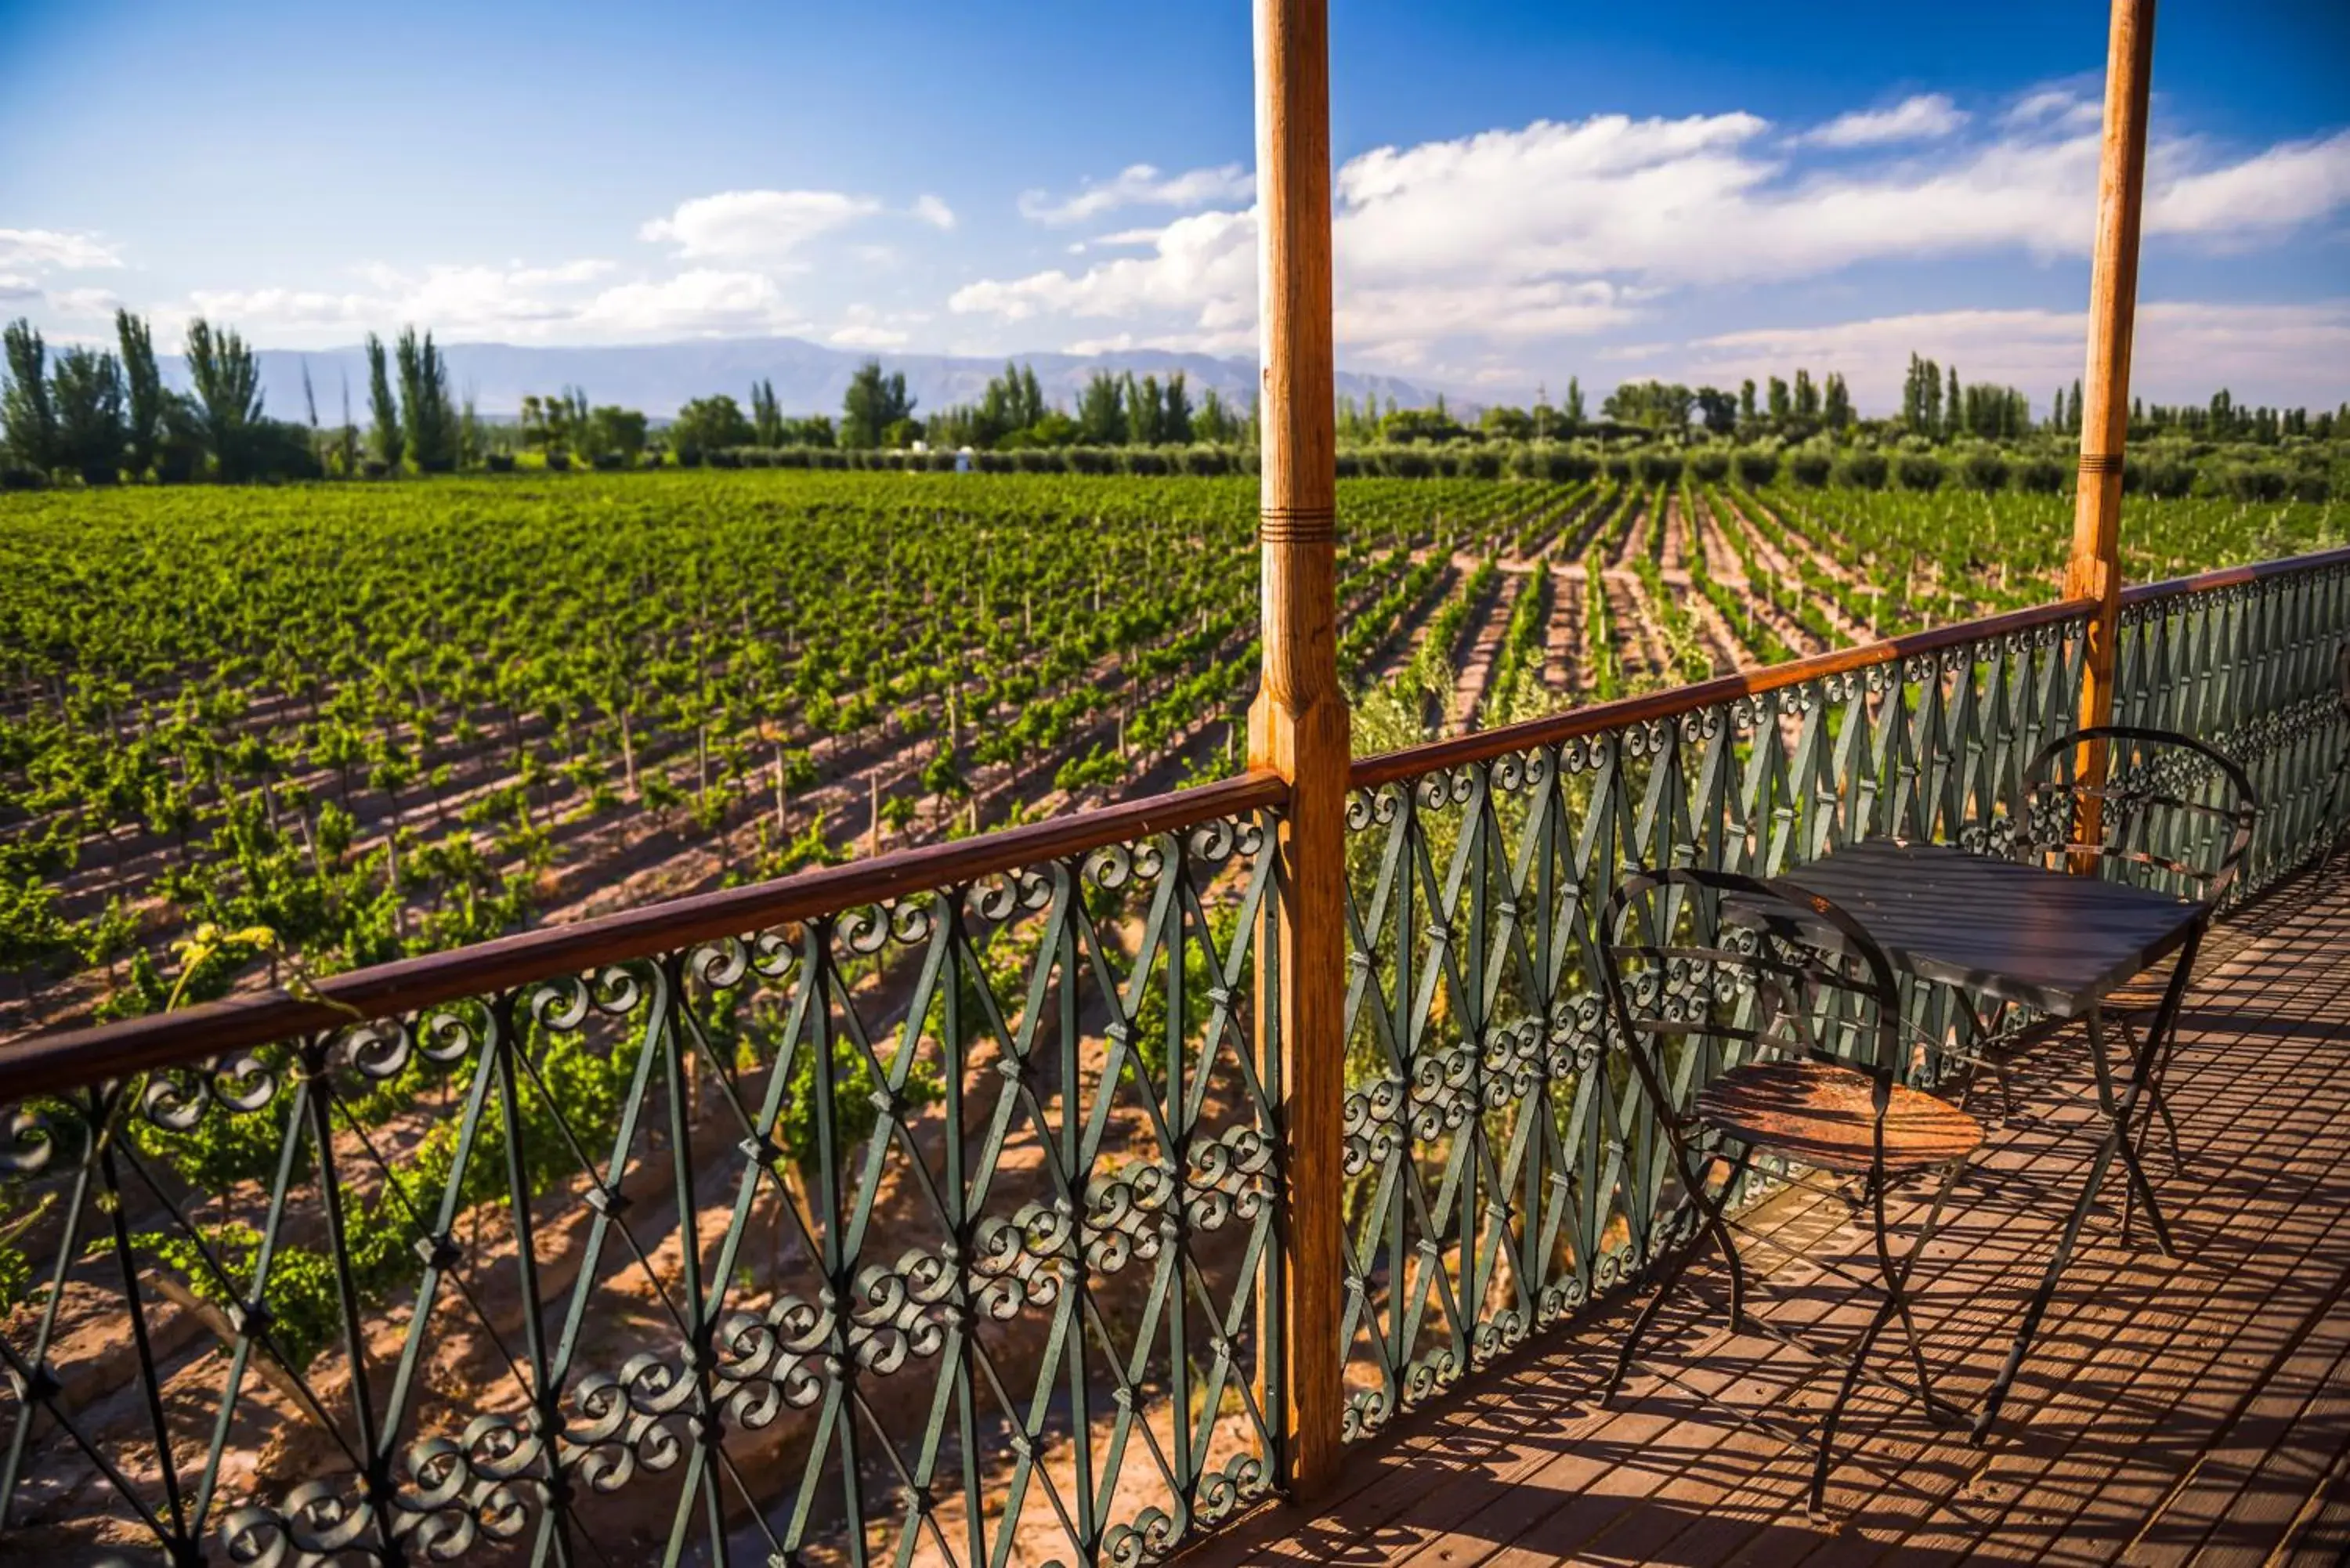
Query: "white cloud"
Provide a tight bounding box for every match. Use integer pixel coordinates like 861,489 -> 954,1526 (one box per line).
826,302 -> 919,349
638,190 -> 882,261
173,258 -> 804,344
1799,94 -> 1969,149
829,322 -> 909,349
1018,163 -> 1254,225
952,103 -> 2350,370
508,258 -> 616,287
182,287 -> 374,331
0,228 -> 123,271
952,207 -> 1258,330
2150,132 -> 2350,242
2004,87 -> 2102,133
0,273 -> 40,302
574,270 -> 802,336
45,287 -> 125,319
910,193 -> 956,230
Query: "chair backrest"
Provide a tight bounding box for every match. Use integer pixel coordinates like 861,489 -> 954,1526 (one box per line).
2019,724 -> 2258,904
1596,868 -> 1905,1134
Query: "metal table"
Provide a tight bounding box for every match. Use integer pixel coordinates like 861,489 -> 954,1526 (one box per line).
1766,836 -> 2211,1440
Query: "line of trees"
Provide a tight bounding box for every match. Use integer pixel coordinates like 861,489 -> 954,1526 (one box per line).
925,363 -> 1247,451
10,310 -> 2341,492
1900,354 -> 2031,439
2,311 -> 330,486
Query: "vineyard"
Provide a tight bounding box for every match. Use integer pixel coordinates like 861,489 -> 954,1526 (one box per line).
0,465 -> 2345,1563
0,468 -> 2343,1045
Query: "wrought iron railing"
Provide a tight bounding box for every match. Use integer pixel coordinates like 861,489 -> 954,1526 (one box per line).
1334,598 -> 2093,1436
0,776 -> 1286,1567
2,547 -> 2346,1565
2117,547 -> 2350,896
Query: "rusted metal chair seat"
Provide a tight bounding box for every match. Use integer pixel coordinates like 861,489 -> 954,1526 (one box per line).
1600,867 -> 1982,1514
1696,1059 -> 1984,1177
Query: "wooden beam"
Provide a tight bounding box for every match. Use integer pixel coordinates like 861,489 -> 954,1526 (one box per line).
1249,0 -> 1347,1501
2066,0 -> 2158,837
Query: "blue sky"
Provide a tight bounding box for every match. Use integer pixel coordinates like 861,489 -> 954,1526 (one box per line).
2,0 -> 2345,412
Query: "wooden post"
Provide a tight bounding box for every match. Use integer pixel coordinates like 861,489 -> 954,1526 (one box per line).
1250,0 -> 1347,1501
2065,0 -> 2158,841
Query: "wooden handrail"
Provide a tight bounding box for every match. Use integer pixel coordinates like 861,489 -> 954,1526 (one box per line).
2120,543 -> 2350,606
0,771 -> 1289,1105
1350,596 -> 2098,790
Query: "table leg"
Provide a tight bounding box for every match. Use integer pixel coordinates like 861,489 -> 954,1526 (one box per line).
1972,924 -> 2204,1442
2088,1008 -> 2175,1258
1972,1119 -> 2127,1441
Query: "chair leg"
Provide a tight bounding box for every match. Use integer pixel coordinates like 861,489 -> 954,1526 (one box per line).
1718,1145 -> 1757,1331
1610,1148 -> 1745,1404
1609,1209 -> 1710,1405
1881,1156 -> 1970,1428
1811,1294 -> 1903,1517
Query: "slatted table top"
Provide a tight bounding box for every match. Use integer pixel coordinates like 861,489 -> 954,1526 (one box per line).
1773,837 -> 2207,1018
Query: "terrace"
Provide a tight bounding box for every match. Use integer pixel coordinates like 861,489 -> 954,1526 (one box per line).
4,4 -> 2349,1568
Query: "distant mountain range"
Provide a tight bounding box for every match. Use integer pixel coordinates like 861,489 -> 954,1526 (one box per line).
159,336 -> 1466,423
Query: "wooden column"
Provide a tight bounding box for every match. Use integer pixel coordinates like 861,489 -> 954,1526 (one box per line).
1249,0 -> 1347,1500
2065,0 -> 2158,829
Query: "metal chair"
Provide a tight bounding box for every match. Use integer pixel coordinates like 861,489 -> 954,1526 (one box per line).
1596,867 -> 1984,1515
1980,724 -> 2258,1159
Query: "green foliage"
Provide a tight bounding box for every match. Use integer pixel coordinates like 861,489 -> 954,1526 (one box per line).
840,360 -> 916,449
586,406 -> 649,464
364,334 -> 402,470
670,395 -> 756,461
117,309 -> 164,478
185,318 -> 265,481
1,318 -> 57,473
395,327 -> 458,472
1838,450 -> 1889,490
49,346 -> 126,485
1894,453 -> 1946,493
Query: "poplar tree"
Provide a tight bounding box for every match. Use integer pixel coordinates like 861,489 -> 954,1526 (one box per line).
1077,372 -> 1126,444
1945,366 -> 1962,439
49,346 -> 127,483
184,316 -> 263,481
1017,363 -> 1046,429
1823,373 -> 1853,431
750,379 -> 784,446
1564,377 -> 1585,426
1162,370 -> 1194,443
396,327 -> 457,471
116,309 -> 164,479
840,359 -> 913,448
0,318 -> 57,473
365,333 -> 403,469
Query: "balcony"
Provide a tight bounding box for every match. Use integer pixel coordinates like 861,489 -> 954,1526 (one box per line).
0,547 -> 2344,1567
1190,874 -> 2350,1566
